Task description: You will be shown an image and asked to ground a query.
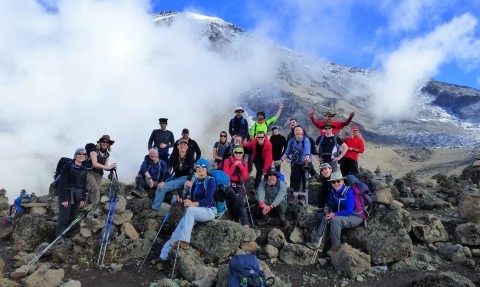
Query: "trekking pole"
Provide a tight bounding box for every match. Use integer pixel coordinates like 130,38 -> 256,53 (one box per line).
29,207 -> 91,266
171,194 -> 189,280
309,218 -> 329,266
239,173 -> 254,227
304,161 -> 309,221
138,197 -> 176,273
97,170 -> 121,267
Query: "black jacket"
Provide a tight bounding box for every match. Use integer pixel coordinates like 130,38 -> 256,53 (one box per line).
270,134 -> 287,160
58,161 -> 87,203
228,116 -> 249,140
174,138 -> 201,161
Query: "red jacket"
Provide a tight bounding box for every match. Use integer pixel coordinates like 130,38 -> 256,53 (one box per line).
242,138 -> 272,173
342,136 -> 364,161
223,157 -> 248,182
310,115 -> 352,136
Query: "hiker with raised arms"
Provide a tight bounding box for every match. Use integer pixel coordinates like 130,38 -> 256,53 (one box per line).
279,125 -> 311,204
131,148 -> 167,198
340,126 -> 364,176
315,123 -> 348,172
152,158 -> 215,267
151,139 -> 196,214
250,103 -> 284,138
242,131 -> 273,191
309,110 -> 354,136
86,135 -> 116,205
212,131 -> 231,169
56,147 -> 87,237
257,167 -> 289,228
148,118 -> 175,163
223,144 -> 250,227
229,108 -> 250,142
174,128 -> 201,161
270,127 -> 287,172
305,171 -> 363,252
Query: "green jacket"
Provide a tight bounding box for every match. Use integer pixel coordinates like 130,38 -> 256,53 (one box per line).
250,116 -> 277,138
258,180 -> 287,207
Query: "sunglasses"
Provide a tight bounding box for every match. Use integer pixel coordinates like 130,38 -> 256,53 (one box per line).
220,135 -> 227,138
77,152 -> 87,156
289,121 -> 296,125
160,122 -> 167,125
234,151 -> 243,155
195,164 -> 207,169
324,127 -> 332,130
257,137 -> 265,139
331,180 -> 342,184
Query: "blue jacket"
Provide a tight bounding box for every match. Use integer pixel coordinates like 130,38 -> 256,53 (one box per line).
190,177 -> 215,208
283,136 -> 312,165
139,157 -> 167,182
328,184 -> 359,217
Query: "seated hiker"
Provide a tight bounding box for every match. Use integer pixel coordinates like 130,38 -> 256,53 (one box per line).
257,167 -> 289,228
305,171 -> 363,252
318,163 -> 333,211
56,148 -> 87,237
223,144 -> 250,227
151,139 -> 196,213
222,134 -> 244,162
153,158 -> 215,266
131,148 -> 167,198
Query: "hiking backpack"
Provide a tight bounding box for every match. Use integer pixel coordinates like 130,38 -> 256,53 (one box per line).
333,181 -> 373,225
288,136 -> 311,162
228,254 -> 273,287
317,134 -> 340,158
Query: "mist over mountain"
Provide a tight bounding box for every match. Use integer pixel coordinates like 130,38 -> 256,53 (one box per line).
156,11 -> 480,148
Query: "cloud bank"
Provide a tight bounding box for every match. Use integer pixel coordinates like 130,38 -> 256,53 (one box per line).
0,0 -> 278,200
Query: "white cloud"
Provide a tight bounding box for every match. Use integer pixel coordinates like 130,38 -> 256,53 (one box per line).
0,0 -> 278,200
368,13 -> 480,119
381,0 -> 437,33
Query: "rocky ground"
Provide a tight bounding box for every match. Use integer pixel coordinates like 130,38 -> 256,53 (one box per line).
1,151 -> 480,287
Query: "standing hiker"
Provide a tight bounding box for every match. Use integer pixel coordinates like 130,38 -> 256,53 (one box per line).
279,125 -> 311,204
242,131 -> 273,191
56,147 -> 87,237
305,171 -> 363,252
86,135 -> 116,204
223,144 -> 250,227
286,117 -> 319,178
174,128 -> 201,161
212,131 -> 231,169
228,108 -> 250,142
270,127 -> 287,172
309,110 -> 354,136
148,118 -> 175,163
257,167 -> 289,228
315,123 -> 348,172
152,158 -> 215,266
340,126 -> 364,176
151,139 -> 196,213
250,103 -> 284,138
131,148 -> 167,198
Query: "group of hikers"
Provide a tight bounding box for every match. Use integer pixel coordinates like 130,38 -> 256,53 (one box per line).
54,104 -> 367,267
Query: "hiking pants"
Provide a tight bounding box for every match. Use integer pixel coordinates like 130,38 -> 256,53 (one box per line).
56,199 -> 80,237
313,215 -> 363,250
309,161 -> 318,176
151,175 -> 196,210
290,163 -> 307,191
135,175 -> 158,192
340,158 -> 359,176
86,171 -> 103,204
264,200 -> 287,221
225,186 -> 249,226
253,157 -> 264,190
159,207 -> 214,260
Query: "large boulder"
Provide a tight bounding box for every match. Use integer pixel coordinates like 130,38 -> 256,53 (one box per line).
458,191 -> 480,224
279,243 -> 314,266
268,228 -> 286,249
103,195 -> 127,214
438,244 -> 467,263
331,244 -> 371,278
25,267 -> 64,287
372,188 -> 393,205
191,220 -> 257,263
408,271 -> 475,287
169,247 -> 206,282
113,238 -> 150,263
411,214 -> 449,243
344,207 -> 413,264
454,222 -> 480,245
12,215 -> 50,249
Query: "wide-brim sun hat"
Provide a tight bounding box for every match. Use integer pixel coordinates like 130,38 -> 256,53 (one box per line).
320,123 -> 336,130
328,171 -> 345,182
97,135 -> 115,145
324,110 -> 336,117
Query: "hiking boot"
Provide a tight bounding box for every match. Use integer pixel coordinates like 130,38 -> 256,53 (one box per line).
299,195 -> 306,205
257,215 -> 271,226
151,258 -> 170,265
305,242 -> 322,251
170,241 -> 189,249
287,194 -> 298,205
280,219 -> 290,229
148,209 -> 159,218
131,190 -> 142,198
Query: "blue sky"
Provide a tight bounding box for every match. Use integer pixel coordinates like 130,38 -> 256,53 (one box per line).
150,0 -> 480,89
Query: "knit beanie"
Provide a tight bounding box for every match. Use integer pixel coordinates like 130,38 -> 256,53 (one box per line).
74,147 -> 86,158
196,158 -> 209,167
232,144 -> 244,153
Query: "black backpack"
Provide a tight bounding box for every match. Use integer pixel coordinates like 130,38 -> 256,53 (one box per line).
228,254 -> 273,287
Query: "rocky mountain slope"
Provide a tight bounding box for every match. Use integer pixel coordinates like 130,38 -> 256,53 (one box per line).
154,11 -> 480,148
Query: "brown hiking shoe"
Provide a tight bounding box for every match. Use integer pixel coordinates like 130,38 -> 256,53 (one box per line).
151,257 -> 170,265
170,241 -> 190,249
280,219 -> 290,229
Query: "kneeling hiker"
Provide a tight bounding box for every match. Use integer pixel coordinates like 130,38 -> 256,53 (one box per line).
132,148 -> 167,198
257,167 -> 289,228
305,171 -> 363,252
153,158 -> 215,265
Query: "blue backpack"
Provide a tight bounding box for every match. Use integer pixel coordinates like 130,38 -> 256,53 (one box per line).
228,254 -> 273,287
208,170 -> 231,190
